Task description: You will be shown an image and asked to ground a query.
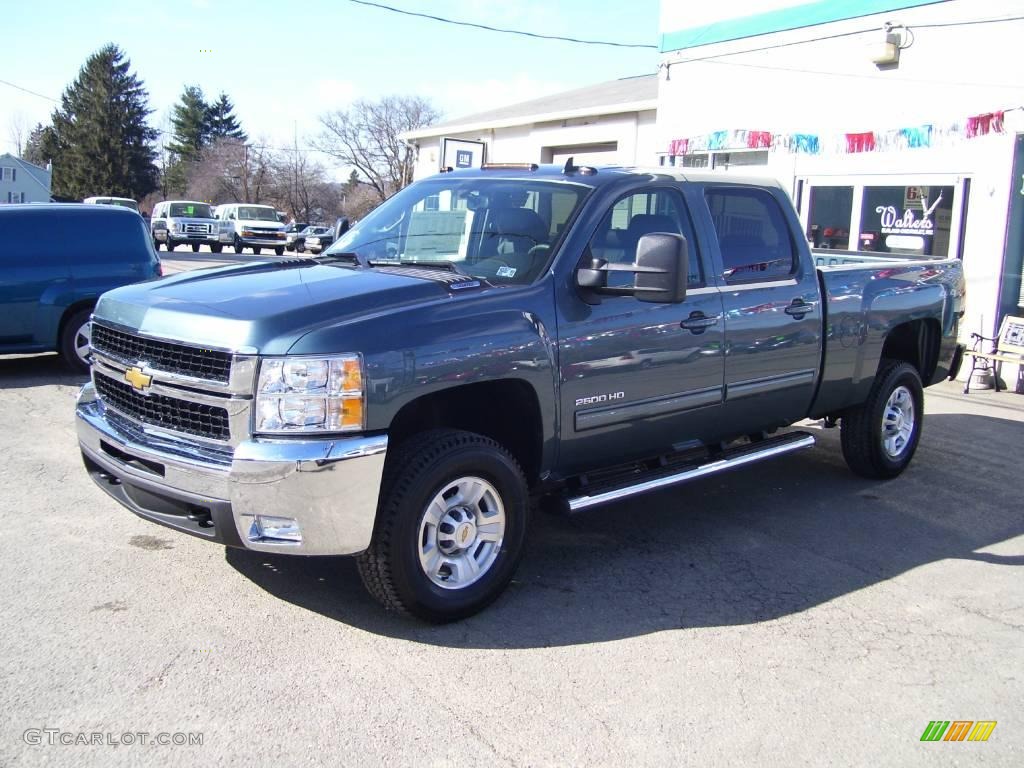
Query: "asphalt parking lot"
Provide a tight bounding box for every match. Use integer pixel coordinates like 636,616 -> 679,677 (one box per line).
0,257 -> 1021,766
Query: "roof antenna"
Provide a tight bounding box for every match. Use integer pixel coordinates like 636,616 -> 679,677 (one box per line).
563,156 -> 577,174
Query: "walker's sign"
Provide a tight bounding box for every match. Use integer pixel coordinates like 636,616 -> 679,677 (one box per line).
877,193 -> 943,236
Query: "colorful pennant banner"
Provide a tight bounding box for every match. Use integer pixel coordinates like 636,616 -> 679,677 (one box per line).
666,110 -> 1008,156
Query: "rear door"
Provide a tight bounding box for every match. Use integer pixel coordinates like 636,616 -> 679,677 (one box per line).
701,184 -> 823,432
556,185 -> 726,474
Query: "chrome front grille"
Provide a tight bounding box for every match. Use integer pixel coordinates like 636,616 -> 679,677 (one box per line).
91,323 -> 233,383
94,371 -> 231,442
184,223 -> 211,234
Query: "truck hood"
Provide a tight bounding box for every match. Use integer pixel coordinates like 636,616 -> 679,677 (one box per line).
93,260 -> 453,354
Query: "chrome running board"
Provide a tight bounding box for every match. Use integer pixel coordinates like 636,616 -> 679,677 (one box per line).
567,432 -> 815,512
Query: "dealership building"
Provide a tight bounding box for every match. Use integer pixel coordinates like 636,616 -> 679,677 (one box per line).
655,0 -> 1024,350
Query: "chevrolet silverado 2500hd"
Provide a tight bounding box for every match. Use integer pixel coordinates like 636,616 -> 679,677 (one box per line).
76,164 -> 966,621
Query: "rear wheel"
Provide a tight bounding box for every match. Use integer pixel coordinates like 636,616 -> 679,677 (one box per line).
841,360 -> 924,479
357,429 -> 529,622
59,307 -> 93,374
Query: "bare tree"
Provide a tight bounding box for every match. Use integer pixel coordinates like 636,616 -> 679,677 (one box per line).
188,138 -> 271,204
267,138 -> 331,222
7,112 -> 29,157
314,95 -> 441,202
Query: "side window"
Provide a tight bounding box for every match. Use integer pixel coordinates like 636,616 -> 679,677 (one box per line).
588,188 -> 703,288
704,187 -> 797,281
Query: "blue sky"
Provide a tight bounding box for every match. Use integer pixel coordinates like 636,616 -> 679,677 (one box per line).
1,0 -> 660,168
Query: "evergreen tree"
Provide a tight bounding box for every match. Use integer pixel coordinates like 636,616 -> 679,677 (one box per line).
23,123 -> 57,168
205,93 -> 247,141
168,85 -> 209,162
47,44 -> 158,200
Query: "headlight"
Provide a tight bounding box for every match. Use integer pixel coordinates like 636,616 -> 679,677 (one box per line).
171,221 -> 182,232
254,355 -> 364,434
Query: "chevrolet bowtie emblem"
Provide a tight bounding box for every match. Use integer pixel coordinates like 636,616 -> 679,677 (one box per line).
124,367 -> 152,392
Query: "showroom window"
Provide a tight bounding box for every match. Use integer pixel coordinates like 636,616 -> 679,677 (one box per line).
801,180 -> 966,259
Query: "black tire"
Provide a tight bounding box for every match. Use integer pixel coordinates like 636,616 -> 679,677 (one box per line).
357,429 -> 529,622
166,240 -> 175,252
296,244 -> 305,253
274,246 -> 284,256
233,236 -> 244,254
59,307 -> 93,374
253,247 -> 261,255
841,360 -> 924,479
211,243 -> 223,254
153,238 -> 161,251
191,243 -> 200,252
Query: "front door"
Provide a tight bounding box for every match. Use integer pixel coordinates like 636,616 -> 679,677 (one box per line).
556,186 -> 725,474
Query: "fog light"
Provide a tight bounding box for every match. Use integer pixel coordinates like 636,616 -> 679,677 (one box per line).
249,515 -> 302,543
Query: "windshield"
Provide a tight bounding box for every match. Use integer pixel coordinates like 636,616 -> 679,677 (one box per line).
169,202 -> 213,218
324,177 -> 590,284
237,206 -> 278,221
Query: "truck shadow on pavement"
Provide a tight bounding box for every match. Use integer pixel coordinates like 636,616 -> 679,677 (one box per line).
0,354 -> 89,390
222,411 -> 1019,647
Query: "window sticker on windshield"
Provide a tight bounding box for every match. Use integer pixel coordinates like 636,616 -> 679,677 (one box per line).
496,265 -> 517,278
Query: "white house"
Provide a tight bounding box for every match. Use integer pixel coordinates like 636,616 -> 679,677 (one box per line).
404,75 -> 658,180
0,153 -> 52,204
656,0 -> 1024,346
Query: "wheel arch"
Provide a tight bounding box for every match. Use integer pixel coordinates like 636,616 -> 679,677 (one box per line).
387,379 -> 545,487
879,318 -> 941,383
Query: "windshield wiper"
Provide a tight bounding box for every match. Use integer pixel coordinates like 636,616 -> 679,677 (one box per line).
370,259 -> 461,273
316,252 -> 369,267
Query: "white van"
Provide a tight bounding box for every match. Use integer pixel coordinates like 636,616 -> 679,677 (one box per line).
151,200 -> 222,253
83,196 -> 139,213
214,203 -> 287,255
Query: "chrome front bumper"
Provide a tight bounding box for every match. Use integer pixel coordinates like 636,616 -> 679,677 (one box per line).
76,383 -> 387,556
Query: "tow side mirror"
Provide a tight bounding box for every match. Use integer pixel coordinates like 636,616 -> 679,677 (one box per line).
634,233 -> 688,303
576,233 -> 688,304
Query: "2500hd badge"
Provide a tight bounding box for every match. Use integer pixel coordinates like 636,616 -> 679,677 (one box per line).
576,392 -> 626,407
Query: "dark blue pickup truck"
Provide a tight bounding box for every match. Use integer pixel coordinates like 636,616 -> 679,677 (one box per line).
76,164 -> 965,621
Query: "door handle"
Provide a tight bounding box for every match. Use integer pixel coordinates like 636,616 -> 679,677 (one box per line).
784,300 -> 816,318
680,312 -> 720,333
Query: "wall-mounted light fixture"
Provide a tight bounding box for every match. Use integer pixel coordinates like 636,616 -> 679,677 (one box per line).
871,22 -> 913,69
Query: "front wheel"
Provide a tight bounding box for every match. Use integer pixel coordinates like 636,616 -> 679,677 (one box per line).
253,246 -> 261,255
274,246 -> 284,256
166,240 -> 175,252
191,243 -> 200,252
841,360 -> 924,479
59,307 -> 93,374
233,236 -> 244,254
210,243 -> 223,254
358,429 -> 529,622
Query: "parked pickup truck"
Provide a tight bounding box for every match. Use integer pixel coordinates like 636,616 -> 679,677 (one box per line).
75,164 -> 966,622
